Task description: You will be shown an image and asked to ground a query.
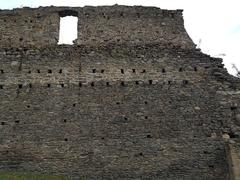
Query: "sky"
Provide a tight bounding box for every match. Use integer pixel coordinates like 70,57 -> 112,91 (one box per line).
0,0 -> 239,76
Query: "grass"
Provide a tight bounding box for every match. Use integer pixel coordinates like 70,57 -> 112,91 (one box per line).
0,171 -> 71,180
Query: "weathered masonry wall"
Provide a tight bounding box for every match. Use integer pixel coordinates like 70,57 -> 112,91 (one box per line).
0,6 -> 195,48
0,9 -> 59,47
227,140 -> 240,180
0,5 -> 240,180
0,45 -> 240,179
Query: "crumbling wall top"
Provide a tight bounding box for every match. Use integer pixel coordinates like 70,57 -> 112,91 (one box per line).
0,5 -> 195,49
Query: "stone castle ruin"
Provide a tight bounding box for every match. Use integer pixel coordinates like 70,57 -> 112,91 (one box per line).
0,5 -> 240,179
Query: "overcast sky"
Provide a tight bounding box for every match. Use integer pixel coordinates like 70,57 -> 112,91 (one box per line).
0,0 -> 239,75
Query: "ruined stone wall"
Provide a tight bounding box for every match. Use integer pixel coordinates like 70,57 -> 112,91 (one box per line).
0,44 -> 239,179
0,6 -> 195,48
0,5 -> 240,180
0,8 -> 59,47
76,6 -> 194,48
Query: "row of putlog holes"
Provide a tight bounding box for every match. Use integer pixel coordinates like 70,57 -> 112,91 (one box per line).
0,67 -> 199,75
0,80 -> 189,89
0,65 -> 225,75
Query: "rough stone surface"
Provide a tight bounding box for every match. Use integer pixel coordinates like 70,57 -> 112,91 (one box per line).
0,5 -> 240,180
0,6 -> 194,49
226,140 -> 240,180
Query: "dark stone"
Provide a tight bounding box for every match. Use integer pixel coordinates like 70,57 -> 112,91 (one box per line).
0,5 -> 239,180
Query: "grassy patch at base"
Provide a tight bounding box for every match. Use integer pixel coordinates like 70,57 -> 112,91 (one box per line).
0,171 -> 70,180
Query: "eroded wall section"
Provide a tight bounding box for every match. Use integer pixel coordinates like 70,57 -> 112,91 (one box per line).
0,6 -> 195,48
0,8 -> 59,47
0,45 -> 240,179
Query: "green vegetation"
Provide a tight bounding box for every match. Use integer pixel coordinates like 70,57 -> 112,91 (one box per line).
0,171 -> 70,180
